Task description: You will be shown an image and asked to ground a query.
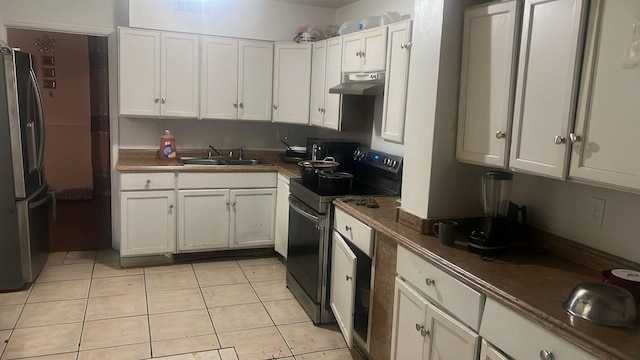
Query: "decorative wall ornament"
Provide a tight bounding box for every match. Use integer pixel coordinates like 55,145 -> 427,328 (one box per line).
34,34 -> 56,53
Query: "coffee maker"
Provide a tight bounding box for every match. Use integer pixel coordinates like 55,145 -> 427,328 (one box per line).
468,171 -> 527,255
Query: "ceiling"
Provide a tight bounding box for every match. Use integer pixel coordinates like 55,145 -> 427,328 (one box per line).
266,0 -> 358,9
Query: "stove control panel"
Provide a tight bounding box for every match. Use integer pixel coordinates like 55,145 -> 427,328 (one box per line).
354,147 -> 403,174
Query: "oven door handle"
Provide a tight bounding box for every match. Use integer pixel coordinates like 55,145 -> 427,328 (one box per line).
289,198 -> 320,224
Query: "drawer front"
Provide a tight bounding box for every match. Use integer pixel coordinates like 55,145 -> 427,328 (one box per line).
178,172 -> 277,189
397,245 -> 484,331
480,298 -> 598,360
333,206 -> 374,257
121,172 -> 175,190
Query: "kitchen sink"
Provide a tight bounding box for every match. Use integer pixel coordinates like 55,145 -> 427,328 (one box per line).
225,159 -> 270,165
181,157 -> 271,166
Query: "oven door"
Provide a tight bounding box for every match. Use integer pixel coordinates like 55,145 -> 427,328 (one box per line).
287,195 -> 327,303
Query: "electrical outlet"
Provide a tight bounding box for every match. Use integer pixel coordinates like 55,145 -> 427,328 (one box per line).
589,197 -> 606,228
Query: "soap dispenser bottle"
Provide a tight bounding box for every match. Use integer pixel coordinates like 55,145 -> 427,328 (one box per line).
158,129 -> 177,160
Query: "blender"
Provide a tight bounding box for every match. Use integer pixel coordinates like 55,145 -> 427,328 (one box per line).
469,171 -> 525,255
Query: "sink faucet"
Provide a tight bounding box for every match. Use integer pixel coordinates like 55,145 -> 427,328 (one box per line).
230,146 -> 243,160
207,145 -> 223,158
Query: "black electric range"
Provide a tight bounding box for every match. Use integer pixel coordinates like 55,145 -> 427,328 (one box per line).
286,147 -> 403,324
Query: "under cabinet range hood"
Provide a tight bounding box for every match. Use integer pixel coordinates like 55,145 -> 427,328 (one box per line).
329,72 -> 385,95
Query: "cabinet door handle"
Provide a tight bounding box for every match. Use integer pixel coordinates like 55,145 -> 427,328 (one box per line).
161,97 -> 166,104
231,201 -> 237,207
569,133 -> 581,143
415,324 -> 429,337
495,131 -> 506,139
154,97 -> 160,103
346,275 -> 352,281
539,350 -> 554,360
226,201 -> 230,206
425,278 -> 435,286
318,107 -> 322,112
356,51 -> 361,57
345,225 -> 352,232
233,102 -> 238,108
273,104 -> 278,110
238,102 -> 244,108
169,204 -> 174,210
401,42 -> 412,50
321,108 -> 325,113
361,51 -> 366,58
553,135 -> 566,145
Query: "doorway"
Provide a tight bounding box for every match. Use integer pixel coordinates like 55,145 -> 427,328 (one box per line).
6,29 -> 112,251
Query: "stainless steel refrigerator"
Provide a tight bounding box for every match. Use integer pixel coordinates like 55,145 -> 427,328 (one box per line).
0,44 -> 50,291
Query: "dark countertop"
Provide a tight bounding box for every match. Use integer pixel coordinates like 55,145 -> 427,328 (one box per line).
333,197 -> 640,360
116,149 -> 301,179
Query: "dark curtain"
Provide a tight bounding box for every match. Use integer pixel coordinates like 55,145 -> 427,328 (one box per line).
88,36 -> 110,197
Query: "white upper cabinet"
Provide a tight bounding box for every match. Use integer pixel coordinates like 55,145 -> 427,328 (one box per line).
342,27 -> 388,73
309,38 -> 343,130
201,39 -> 272,121
272,42 -> 312,125
200,36 -> 239,120
239,40 -> 274,121
310,40 -> 327,127
119,28 -> 199,118
457,2 -> 520,167
324,38 -> 343,131
569,0 -> 640,191
161,32 -> 200,118
509,0 -> 588,178
119,28 -> 160,117
382,20 -> 413,144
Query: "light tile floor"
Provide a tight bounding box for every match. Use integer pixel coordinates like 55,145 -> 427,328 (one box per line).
0,251 -> 361,360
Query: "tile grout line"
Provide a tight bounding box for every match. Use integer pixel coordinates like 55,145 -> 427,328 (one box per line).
194,261 -> 227,352
0,251 -> 67,360
143,265 -> 154,358
239,263 -> 297,359
75,257 -> 97,358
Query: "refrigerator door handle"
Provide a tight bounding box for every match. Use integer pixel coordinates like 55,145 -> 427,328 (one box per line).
29,69 -> 45,174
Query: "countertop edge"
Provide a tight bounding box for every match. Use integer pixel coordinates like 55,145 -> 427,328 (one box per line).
333,199 -> 629,360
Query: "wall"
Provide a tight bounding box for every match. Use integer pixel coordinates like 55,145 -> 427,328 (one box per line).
401,0 -> 490,220
7,29 -> 94,192
129,0 -> 336,41
0,0 -> 128,34
335,0 -> 415,24
511,174 -> 640,263
399,0 -> 444,218
119,116 -> 370,150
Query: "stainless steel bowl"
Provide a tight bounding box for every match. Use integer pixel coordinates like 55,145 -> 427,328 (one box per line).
562,282 -> 638,327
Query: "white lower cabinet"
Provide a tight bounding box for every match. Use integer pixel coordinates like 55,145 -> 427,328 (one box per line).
178,189 -> 230,252
274,174 -> 289,258
330,230 -> 357,349
177,188 -> 276,252
120,190 -> 176,256
391,277 -> 479,360
480,298 -> 598,360
176,171 -> 277,253
230,189 -> 276,248
480,339 -> 511,360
